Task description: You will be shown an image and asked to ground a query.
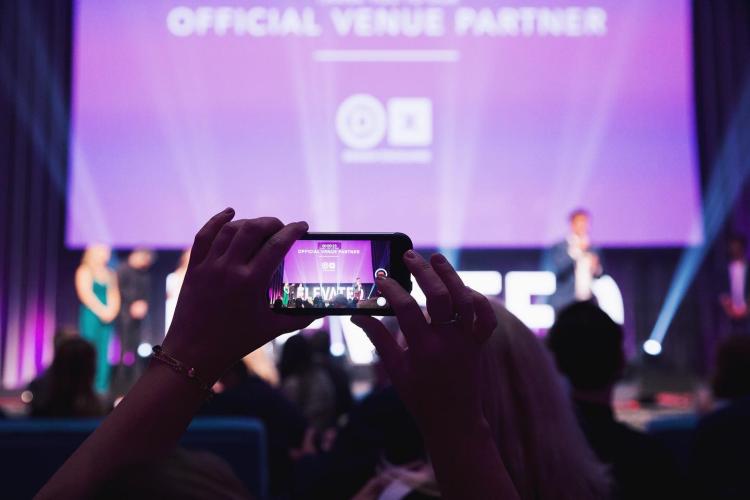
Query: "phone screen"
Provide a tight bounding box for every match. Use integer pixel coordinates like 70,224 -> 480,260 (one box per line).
269,238 -> 393,312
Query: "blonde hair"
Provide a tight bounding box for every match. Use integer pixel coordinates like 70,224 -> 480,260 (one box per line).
480,300 -> 611,500
81,244 -> 111,268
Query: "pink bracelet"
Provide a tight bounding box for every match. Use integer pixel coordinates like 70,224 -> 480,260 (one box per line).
151,345 -> 215,399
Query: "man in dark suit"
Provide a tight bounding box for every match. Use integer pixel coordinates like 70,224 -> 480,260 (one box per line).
547,209 -> 603,312
719,234 -> 749,335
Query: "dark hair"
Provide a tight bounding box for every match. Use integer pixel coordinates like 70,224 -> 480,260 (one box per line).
569,208 -> 590,222
38,337 -> 102,417
218,361 -> 250,390
727,233 -> 747,251
279,334 -> 313,379
130,248 -> 155,261
712,335 -> 750,400
547,302 -> 624,391
309,330 -> 331,356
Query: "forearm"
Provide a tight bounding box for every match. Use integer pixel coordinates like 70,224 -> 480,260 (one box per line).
81,294 -> 107,317
37,360 -> 208,499
422,418 -> 519,500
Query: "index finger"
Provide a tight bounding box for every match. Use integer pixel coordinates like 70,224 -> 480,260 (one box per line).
375,277 -> 429,347
429,253 -> 474,331
190,207 -> 235,266
249,221 -> 309,282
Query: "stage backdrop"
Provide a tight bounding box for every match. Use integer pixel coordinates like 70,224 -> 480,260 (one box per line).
67,0 -> 701,249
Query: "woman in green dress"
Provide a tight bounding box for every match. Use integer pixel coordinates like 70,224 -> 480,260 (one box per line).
282,283 -> 290,307
75,245 -> 120,393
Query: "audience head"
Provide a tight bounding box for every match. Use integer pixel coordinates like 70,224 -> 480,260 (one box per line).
712,334 -> 750,400
569,208 -> 591,237
481,301 -> 610,499
333,294 -> 348,308
82,244 -> 111,268
727,234 -> 747,262
127,248 -> 155,269
279,334 -> 313,379
42,336 -> 101,417
547,301 -> 624,393
217,361 -> 250,392
309,330 -> 331,357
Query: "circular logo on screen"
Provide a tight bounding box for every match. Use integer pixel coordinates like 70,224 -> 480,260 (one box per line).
336,94 -> 387,150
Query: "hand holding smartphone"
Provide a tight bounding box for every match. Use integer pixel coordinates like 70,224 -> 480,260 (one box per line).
268,232 -> 413,315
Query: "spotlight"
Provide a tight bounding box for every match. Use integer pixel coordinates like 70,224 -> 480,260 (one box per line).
643,339 -> 662,356
21,390 -> 33,404
137,342 -> 153,358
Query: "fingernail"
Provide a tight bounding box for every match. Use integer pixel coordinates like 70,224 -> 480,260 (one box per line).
299,221 -> 309,230
224,207 -> 234,214
405,250 -> 416,259
432,253 -> 447,264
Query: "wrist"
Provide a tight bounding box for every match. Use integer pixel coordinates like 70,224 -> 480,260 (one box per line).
160,333 -> 233,385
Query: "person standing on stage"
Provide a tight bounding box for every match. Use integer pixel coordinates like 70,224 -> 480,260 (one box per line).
719,234 -> 749,335
75,244 -> 120,393
165,249 -> 190,333
352,276 -> 363,302
282,283 -> 290,307
548,209 -> 603,311
116,248 -> 154,388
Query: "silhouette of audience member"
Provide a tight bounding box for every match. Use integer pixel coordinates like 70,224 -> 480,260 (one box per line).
200,361 -> 306,497
547,301 -> 679,499
690,334 -> 750,500
94,448 -> 250,499
279,334 -> 337,430
29,336 -> 104,418
293,384 -> 425,499
309,330 -> 354,419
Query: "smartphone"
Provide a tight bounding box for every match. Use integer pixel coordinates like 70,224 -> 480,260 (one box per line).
268,232 -> 413,315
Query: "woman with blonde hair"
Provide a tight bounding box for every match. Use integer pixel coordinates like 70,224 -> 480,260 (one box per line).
480,300 -> 611,499
75,244 -> 120,393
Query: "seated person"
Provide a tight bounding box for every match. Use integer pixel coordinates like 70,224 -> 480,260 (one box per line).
690,334 -> 750,500
547,302 -> 680,499
29,335 -> 104,418
279,334 -> 337,430
199,361 -> 306,497
309,330 -> 354,418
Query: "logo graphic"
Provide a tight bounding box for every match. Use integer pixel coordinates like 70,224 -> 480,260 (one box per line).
321,261 -> 337,271
336,95 -> 387,150
336,94 -> 433,164
387,98 -> 432,146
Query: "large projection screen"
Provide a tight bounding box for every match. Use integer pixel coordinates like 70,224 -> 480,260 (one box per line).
68,0 -> 701,248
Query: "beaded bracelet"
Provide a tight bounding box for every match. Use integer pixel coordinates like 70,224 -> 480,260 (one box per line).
151,345 -> 215,399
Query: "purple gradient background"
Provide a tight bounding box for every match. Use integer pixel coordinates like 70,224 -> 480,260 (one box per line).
282,240 -> 374,284
68,0 -> 701,248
